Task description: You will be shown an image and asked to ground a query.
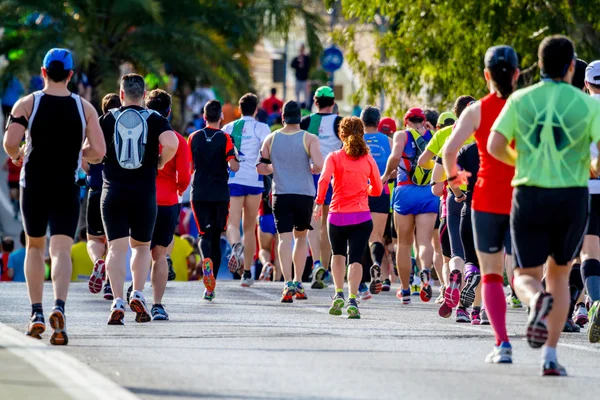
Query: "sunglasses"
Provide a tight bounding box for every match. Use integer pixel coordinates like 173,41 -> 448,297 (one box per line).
407,117 -> 424,123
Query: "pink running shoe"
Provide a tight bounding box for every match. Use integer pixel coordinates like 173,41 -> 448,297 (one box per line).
88,259 -> 105,294
444,270 -> 462,309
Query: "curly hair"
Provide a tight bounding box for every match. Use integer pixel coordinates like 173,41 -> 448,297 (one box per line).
339,116 -> 369,159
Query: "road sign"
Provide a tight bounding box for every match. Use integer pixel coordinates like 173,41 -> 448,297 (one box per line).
321,46 -> 344,73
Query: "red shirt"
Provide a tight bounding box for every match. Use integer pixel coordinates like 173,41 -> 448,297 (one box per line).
472,94 -> 515,215
4,159 -> 21,183
262,96 -> 283,114
156,131 -> 191,206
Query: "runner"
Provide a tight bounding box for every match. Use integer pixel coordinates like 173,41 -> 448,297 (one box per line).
147,89 -> 191,320
257,100 -> 323,302
101,74 -> 178,325
582,60 -> 600,343
315,116 -> 382,318
257,175 -> 278,281
3,48 -> 106,344
361,106 -> 392,297
381,107 -> 438,305
222,94 -> 270,287
3,153 -> 21,219
189,100 -> 239,301
85,93 -> 121,301
488,35 -> 600,375
300,86 -> 343,289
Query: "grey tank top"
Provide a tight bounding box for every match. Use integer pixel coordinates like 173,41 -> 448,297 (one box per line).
270,130 -> 316,196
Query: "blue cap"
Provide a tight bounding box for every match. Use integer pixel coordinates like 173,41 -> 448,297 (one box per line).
43,48 -> 73,70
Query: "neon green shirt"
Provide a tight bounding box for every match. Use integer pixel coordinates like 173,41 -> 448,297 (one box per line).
493,80 -> 600,188
426,126 -> 453,157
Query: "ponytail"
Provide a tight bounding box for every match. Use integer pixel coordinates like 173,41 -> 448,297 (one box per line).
490,65 -> 516,99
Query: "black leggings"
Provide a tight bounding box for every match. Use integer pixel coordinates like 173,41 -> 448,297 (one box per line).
460,200 -> 479,266
328,220 -> 373,265
199,231 -> 222,277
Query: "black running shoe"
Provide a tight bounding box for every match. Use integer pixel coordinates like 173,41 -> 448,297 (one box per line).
459,269 -> 481,309
26,312 -> 45,339
562,318 -> 580,333
542,360 -> 567,376
103,282 -> 114,301
167,255 -> 176,281
526,292 -> 553,349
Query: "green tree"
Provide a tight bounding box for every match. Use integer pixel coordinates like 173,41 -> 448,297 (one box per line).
329,0 -> 600,116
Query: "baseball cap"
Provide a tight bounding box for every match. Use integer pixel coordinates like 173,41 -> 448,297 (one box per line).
314,86 -> 335,98
484,45 -> 518,70
437,111 -> 456,126
573,58 -> 588,90
585,60 -> 600,85
404,107 -> 426,123
378,117 -> 397,135
43,48 -> 74,70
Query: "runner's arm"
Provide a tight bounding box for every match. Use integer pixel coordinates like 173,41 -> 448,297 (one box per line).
316,154 -> 334,205
307,134 -> 324,173
431,161 -> 446,197
81,100 -> 106,164
158,130 -> 178,170
382,130 -> 405,183
3,95 -> 33,162
256,134 -> 274,175
175,135 -> 191,195
443,102 -> 480,185
417,149 -> 436,168
488,132 -> 516,166
225,133 -> 240,172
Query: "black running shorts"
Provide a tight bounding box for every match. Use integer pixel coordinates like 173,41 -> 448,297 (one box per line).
472,210 -> 512,255
385,212 -> 397,240
368,191 -> 390,214
151,204 -> 181,249
272,194 -> 314,234
101,185 -> 158,243
191,201 -> 229,237
86,188 -> 104,237
328,219 -> 373,264
587,194 -> 600,237
21,183 -> 80,239
439,217 -> 451,258
511,186 -> 588,268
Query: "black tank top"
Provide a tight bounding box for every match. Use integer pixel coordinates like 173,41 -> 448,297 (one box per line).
23,91 -> 85,187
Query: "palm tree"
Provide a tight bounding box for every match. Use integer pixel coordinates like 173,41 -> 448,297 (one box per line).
0,0 -> 323,109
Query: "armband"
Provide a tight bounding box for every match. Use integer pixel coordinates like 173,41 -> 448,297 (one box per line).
6,114 -> 28,130
259,157 -> 272,165
447,175 -> 458,182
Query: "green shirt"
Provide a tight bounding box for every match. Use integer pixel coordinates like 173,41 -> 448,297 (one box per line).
493,80 -> 600,188
426,126 -> 453,157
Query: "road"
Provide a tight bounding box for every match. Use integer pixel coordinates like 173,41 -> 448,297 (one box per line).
1,281 -> 600,400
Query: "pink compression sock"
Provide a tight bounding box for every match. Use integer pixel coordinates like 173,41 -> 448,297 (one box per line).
482,273 -> 509,345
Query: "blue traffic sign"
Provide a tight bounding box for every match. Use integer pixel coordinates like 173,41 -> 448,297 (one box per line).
321,46 -> 344,73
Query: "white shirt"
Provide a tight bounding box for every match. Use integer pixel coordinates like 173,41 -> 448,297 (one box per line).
222,116 -> 271,188
590,94 -> 600,194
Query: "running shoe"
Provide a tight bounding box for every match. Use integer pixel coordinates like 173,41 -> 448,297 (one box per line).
460,269 -> 481,309
456,308 -> 471,323
542,360 -> 567,376
471,309 -> 481,325
295,282 -> 308,300
88,259 -> 105,294
323,270 -> 333,286
151,304 -> 169,321
573,303 -> 588,327
369,264 -> 383,294
281,282 -> 296,303
435,285 -> 445,304
588,300 -> 600,343
526,292 -> 553,349
359,282 -> 372,300
485,342 -> 512,364
167,255 -> 176,281
381,279 -> 391,292
438,303 -> 452,318
49,308 -> 68,346
347,298 -> 361,319
419,268 -> 433,302
103,282 -> 114,301
311,264 -> 326,289
329,292 -> 345,316
444,270 -> 462,309
410,284 -> 420,296
203,289 -> 215,302
202,258 -> 216,293
480,309 -> 490,325
506,294 -> 523,308
258,262 -> 274,281
26,312 -> 45,339
129,290 -> 152,323
126,284 -> 133,304
107,298 -> 126,325
397,288 -> 411,305
228,242 -> 244,274
240,271 -> 254,287
563,318 -> 580,333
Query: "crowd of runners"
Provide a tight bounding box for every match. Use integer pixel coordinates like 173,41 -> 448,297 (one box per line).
3,34 -> 600,377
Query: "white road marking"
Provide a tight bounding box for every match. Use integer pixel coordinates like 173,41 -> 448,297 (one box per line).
0,322 -> 140,400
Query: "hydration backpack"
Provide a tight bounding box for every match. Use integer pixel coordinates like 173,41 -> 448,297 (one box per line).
110,108 -> 157,169
401,128 -> 433,186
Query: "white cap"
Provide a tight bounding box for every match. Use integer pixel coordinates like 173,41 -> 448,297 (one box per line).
585,60 -> 600,85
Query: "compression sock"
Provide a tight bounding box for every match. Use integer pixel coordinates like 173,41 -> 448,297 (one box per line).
541,345 -> 557,363
581,259 -> 600,302
370,242 -> 385,266
54,299 -> 65,313
569,263 -> 583,318
31,303 -> 43,316
482,274 -> 509,345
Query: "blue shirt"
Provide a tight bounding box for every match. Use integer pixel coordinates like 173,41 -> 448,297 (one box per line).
2,77 -> 24,107
8,248 -> 26,282
365,132 -> 391,176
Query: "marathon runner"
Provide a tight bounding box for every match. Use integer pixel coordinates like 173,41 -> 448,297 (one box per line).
146,89 -> 191,320
488,35 -> 600,375
257,101 -> 323,302
444,45 -> 520,362
300,86 -> 342,288
189,100 -> 239,301
3,48 -> 106,344
315,116 -> 382,318
257,175 -> 278,281
101,74 -> 178,325
222,94 -> 270,287
86,93 -> 121,300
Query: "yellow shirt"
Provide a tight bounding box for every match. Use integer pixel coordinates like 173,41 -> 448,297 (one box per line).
71,242 -> 93,282
171,235 -> 194,281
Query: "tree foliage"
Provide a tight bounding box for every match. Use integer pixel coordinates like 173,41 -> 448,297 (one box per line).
331,0 -> 600,116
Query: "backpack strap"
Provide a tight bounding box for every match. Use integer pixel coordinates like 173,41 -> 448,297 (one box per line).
306,114 -> 322,136
231,119 -> 245,150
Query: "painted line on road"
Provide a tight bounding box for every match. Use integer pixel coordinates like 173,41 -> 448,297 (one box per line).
0,322 -> 140,400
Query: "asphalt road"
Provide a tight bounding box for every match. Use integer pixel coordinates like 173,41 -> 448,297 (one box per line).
1,281 -> 600,400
